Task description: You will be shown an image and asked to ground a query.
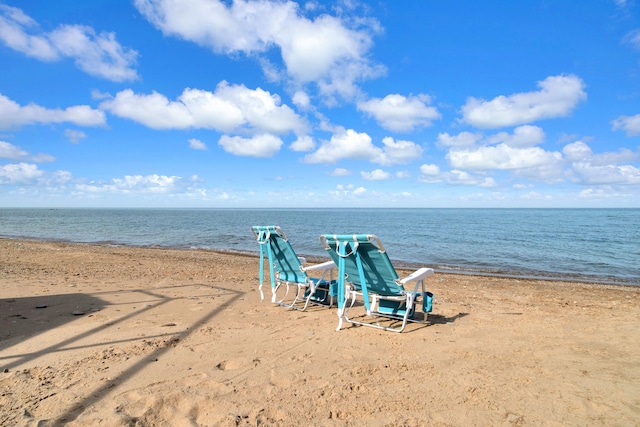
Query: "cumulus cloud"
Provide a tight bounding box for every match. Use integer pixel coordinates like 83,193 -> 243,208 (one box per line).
448,144 -> 563,171
0,162 -> 44,184
419,164 -> 496,187
188,138 -> 207,150
612,114 -> 640,136
570,163 -> 640,185
378,137 -> 423,164
329,168 -> 351,176
353,186 -> 367,195
292,91 -> 311,110
437,131 -> 482,148
289,135 -> 314,151
357,94 -> 440,132
563,141 -> 640,165
0,141 -> 55,163
420,164 -> 441,176
0,93 -> 106,130
77,174 -> 182,194
100,82 -> 307,137
461,74 -> 587,128
218,134 -> 283,157
330,183 -> 366,197
360,169 -> 390,181
418,164 -> 444,184
430,127 -> 640,188
303,131 -> 422,165
0,5 -> 138,81
0,141 -> 28,160
446,170 -> 497,187
486,125 -> 545,148
134,0 -> 383,100
437,127 -> 565,183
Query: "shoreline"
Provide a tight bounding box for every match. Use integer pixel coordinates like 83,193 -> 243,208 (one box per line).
2,236 -> 637,287
1,238 -> 639,425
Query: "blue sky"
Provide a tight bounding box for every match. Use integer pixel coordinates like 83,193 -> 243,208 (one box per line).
1,0 -> 639,208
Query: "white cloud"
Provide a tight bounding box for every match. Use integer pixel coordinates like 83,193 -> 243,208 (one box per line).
360,168 -> 390,181
0,5 -> 138,81
64,129 -> 87,144
446,170 -> 497,187
418,164 -> 442,183
564,141 -> 640,165
0,141 -> 55,163
570,163 -> 640,185
134,0 -> 383,100
437,131 -> 481,148
0,93 -> 106,130
420,164 -> 441,176
101,82 -> 307,135
563,141 -> 640,185
77,174 -> 182,194
357,94 -> 440,132
353,186 -> 367,195
436,129 -> 565,183
188,138 -> 207,150
378,137 -> 423,164
0,162 -> 43,184
303,131 -> 421,165
0,141 -> 28,160
612,114 -> 640,136
486,125 -> 545,148
329,168 -> 351,176
303,129 -> 375,164
448,144 -> 563,171
330,183 -> 366,197
563,141 -> 593,162
218,134 -> 283,157
292,90 -> 311,110
289,135 -> 315,152
461,74 -> 587,128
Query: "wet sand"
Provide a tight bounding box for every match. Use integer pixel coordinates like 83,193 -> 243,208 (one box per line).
1,238 -> 639,426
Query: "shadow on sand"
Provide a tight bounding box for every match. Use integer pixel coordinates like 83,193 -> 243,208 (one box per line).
0,293 -> 108,350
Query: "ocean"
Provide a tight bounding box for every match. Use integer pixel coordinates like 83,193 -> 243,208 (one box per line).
0,208 -> 638,286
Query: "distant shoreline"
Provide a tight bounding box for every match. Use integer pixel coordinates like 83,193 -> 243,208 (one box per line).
3,236 -> 637,288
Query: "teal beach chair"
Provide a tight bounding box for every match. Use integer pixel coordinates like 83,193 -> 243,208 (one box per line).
252,226 -> 337,310
320,234 -> 434,332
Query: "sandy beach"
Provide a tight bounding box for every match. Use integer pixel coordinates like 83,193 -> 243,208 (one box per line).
1,238 -> 639,426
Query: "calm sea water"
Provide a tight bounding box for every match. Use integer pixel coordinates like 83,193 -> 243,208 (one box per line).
1,208 -> 638,285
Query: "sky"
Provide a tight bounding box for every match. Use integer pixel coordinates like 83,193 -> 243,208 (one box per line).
1,0 -> 639,208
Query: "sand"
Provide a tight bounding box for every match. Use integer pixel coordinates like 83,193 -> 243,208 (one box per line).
0,238 -> 639,426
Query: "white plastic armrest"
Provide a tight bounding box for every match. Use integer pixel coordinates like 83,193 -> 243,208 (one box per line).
301,260 -> 336,272
399,267 -> 434,284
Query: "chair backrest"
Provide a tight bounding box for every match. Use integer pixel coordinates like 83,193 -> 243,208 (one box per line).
320,234 -> 403,298
252,226 -> 308,284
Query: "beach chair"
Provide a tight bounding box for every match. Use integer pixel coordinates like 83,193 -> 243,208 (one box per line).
252,226 -> 337,310
320,234 -> 434,333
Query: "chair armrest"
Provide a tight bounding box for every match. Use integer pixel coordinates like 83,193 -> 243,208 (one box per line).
398,267 -> 434,284
301,260 -> 336,272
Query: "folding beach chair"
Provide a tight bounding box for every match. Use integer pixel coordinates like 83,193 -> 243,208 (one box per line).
252,226 -> 337,310
320,234 -> 434,332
